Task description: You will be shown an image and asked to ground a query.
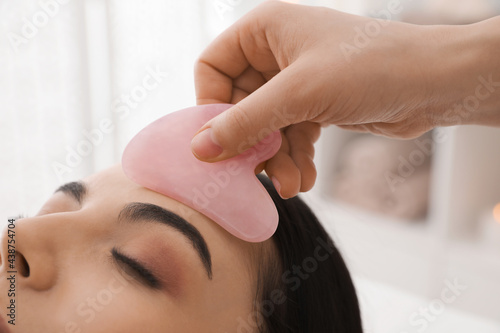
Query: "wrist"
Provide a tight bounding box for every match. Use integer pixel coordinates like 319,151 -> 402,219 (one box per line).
464,16 -> 500,126
423,17 -> 500,127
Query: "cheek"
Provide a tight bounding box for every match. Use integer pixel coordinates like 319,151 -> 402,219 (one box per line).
62,274 -> 131,332
77,279 -> 176,333
13,273 -> 132,333
41,269 -> 167,333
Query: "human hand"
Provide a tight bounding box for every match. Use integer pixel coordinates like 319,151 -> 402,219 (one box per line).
191,1 -> 500,198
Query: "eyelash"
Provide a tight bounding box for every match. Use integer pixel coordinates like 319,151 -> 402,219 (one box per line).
111,248 -> 161,290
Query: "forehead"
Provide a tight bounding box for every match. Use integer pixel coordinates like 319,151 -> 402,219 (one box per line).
83,164 -> 203,222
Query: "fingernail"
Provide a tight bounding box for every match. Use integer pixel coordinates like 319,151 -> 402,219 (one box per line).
191,128 -> 223,160
271,176 -> 283,198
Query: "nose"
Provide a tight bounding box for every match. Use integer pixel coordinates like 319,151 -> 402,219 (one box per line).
0,214 -> 78,291
0,217 -> 57,291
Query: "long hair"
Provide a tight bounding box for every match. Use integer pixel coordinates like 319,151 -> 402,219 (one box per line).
256,174 -> 363,333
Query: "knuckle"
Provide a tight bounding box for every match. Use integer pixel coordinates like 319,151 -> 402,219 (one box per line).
225,105 -> 252,134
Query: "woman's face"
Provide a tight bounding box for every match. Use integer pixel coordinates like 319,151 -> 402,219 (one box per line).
0,165 -> 266,333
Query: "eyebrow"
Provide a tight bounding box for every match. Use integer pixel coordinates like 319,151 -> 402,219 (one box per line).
55,181 -> 87,204
55,181 -> 213,280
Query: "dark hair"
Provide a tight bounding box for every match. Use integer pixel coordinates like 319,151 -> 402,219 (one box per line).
254,174 -> 363,333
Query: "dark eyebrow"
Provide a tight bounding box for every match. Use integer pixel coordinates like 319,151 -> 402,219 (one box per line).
55,181 -> 88,204
118,202 -> 213,280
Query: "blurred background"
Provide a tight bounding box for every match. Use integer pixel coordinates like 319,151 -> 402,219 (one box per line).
1,0 -> 500,331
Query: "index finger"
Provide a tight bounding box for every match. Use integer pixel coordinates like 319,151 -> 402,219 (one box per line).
194,26 -> 249,104
194,4 -> 280,105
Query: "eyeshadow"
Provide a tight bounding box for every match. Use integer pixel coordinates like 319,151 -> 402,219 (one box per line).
124,233 -> 187,298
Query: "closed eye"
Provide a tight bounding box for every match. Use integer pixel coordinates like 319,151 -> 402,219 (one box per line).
111,248 -> 161,290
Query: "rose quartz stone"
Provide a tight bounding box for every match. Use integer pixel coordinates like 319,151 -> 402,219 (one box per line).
122,104 -> 281,242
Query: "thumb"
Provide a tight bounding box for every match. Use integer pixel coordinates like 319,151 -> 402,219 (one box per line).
191,66 -> 309,162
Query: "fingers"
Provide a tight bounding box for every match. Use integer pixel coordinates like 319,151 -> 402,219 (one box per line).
194,3 -> 280,106
233,66 -> 268,95
197,65 -> 271,105
231,87 -> 250,105
264,122 -> 320,198
191,62 -> 316,162
230,66 -> 270,103
286,122 -> 320,192
193,26 -> 252,105
191,1 -> 328,196
194,59 -> 235,105
264,134 -> 301,199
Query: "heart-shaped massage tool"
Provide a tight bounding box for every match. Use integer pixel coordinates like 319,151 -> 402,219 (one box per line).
122,104 -> 282,242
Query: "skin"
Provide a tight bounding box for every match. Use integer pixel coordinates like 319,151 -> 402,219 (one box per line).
191,1 -> 500,199
0,165 -> 268,333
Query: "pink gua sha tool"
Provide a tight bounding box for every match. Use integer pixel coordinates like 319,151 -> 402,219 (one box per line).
122,104 -> 282,242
